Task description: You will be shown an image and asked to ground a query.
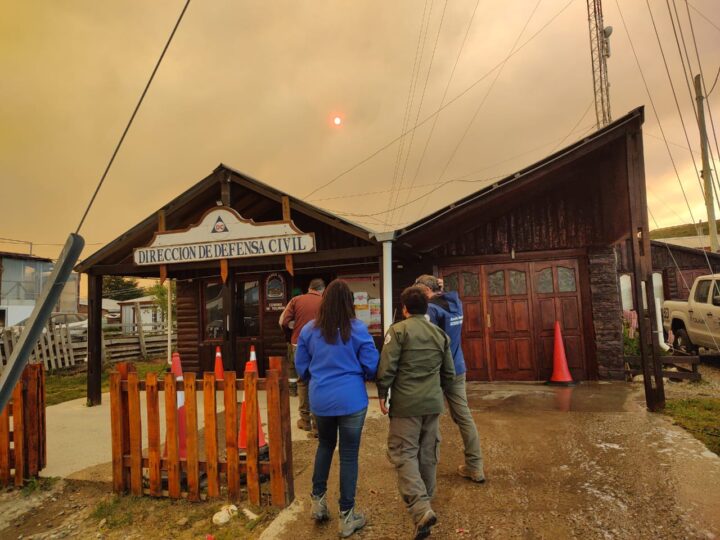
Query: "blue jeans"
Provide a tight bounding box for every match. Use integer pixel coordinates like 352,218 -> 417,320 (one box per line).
311,408 -> 367,511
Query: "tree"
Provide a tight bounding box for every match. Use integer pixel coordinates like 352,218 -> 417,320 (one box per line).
102,276 -> 145,301
146,281 -> 176,321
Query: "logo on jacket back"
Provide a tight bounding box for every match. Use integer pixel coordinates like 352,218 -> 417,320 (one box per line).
212,216 -> 229,233
449,315 -> 463,327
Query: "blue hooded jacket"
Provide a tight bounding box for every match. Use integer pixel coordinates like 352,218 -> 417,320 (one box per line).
426,291 -> 466,376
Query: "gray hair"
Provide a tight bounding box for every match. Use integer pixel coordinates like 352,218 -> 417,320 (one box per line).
414,274 -> 441,292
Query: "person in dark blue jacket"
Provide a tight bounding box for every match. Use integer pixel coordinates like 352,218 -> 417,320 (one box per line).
415,274 -> 486,484
295,279 -> 379,538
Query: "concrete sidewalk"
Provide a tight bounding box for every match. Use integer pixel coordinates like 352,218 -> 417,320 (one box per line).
43,390 -> 307,479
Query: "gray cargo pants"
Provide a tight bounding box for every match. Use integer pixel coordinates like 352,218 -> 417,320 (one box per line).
445,373 -> 484,475
387,414 -> 440,523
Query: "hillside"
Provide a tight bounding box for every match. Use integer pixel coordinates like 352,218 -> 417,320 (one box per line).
650,220 -> 720,239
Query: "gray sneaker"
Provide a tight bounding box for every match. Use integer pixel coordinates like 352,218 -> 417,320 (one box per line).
338,507 -> 366,538
311,493 -> 329,522
413,509 -> 437,540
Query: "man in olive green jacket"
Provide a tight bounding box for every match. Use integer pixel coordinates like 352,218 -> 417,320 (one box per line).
377,286 -> 455,540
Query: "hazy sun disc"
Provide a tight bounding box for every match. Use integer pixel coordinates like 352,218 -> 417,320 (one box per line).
333,116 -> 342,126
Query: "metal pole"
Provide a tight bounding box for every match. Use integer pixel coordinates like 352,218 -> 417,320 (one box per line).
695,73 -> 719,252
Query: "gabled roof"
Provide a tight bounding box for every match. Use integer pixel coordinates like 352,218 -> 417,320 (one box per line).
395,107 -> 645,252
76,164 -> 379,273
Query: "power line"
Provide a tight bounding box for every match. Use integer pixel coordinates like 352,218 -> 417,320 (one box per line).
395,0 -> 481,225
684,0 -> 720,184
75,0 -> 192,235
687,1 -> 720,33
303,0 -> 577,201
413,0 -> 544,221
389,0 -> 449,227
386,0 -> 433,227
709,65 -> 720,96
615,0 -> 698,225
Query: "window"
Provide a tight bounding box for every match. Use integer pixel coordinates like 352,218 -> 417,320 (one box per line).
694,280 -> 711,303
462,272 -> 480,296
236,280 -> 260,337
509,270 -> 527,295
444,273 -> 459,293
536,268 -> 554,294
713,281 -> 720,307
204,282 -> 225,340
488,271 -> 505,296
558,267 -> 577,292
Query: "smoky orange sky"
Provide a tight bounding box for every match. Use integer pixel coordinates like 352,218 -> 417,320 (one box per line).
1,0 -> 720,271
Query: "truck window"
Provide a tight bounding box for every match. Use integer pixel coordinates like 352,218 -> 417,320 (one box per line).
713,282 -> 720,307
694,280 -> 711,303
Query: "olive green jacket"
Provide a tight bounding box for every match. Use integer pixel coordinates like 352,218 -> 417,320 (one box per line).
376,315 -> 456,417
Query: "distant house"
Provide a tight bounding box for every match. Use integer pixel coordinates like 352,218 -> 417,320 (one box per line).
78,298 -> 121,323
0,251 -> 79,327
118,295 -> 165,333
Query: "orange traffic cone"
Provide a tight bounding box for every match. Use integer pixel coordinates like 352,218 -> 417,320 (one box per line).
548,321 -> 576,386
239,346 -> 268,449
214,346 -> 225,380
164,352 -> 188,459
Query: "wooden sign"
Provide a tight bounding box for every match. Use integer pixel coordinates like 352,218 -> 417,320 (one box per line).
133,207 -> 316,266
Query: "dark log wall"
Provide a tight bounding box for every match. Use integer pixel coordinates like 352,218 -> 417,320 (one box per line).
426,174 -> 608,259
589,247 -> 623,379
176,280 -> 200,372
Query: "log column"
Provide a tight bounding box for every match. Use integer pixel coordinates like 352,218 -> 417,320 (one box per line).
87,274 -> 103,406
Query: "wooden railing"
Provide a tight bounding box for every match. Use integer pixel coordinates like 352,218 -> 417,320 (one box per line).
0,364 -> 46,486
109,357 -> 294,507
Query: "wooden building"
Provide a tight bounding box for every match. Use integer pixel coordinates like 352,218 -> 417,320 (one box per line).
77,106 -> 668,410
391,107 -> 660,386
75,167 -> 389,404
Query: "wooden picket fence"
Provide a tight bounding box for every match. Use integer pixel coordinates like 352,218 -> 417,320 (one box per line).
0,324 -> 177,373
0,364 -> 46,486
109,357 -> 294,507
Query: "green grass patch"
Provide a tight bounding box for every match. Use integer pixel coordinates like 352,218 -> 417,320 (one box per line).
45,358 -> 168,406
664,398 -> 720,455
21,476 -> 59,497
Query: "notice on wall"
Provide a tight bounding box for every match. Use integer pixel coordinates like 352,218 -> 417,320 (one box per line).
368,299 -> 382,334
353,292 -> 371,326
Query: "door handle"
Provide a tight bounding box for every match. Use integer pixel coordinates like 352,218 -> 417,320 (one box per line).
486,313 -> 491,328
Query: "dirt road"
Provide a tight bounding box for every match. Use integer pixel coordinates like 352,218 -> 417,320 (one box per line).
262,382 -> 720,540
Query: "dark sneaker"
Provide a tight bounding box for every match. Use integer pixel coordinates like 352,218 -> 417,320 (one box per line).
458,465 -> 485,483
338,507 -> 366,538
413,509 -> 437,540
311,492 -> 329,522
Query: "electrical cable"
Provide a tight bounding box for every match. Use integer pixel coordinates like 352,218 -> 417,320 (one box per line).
614,1 -> 699,226
709,65 -> 720,96
386,0 -> 433,226
684,0 -> 720,190
687,1 -> 720,33
666,0 -> 720,216
389,0 -> 448,227
413,0 -> 544,222
395,0 -> 481,225
303,0 -> 577,201
74,0 -> 192,235
646,0 -> 705,200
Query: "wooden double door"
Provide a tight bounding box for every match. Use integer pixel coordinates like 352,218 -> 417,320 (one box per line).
441,259 -> 588,381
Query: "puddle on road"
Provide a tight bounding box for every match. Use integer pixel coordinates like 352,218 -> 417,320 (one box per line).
466,382 -> 633,413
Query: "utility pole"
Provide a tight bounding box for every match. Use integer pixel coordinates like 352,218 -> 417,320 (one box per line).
695,73 -> 719,252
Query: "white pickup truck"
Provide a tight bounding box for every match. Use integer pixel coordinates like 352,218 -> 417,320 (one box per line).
662,274 -> 720,353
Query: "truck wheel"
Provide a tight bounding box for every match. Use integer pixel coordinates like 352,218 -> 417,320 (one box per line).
673,328 -> 697,354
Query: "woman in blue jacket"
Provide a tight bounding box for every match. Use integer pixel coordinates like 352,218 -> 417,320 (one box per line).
295,279 -> 379,538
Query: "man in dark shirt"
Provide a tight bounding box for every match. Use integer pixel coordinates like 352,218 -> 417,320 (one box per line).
280,278 -> 324,433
